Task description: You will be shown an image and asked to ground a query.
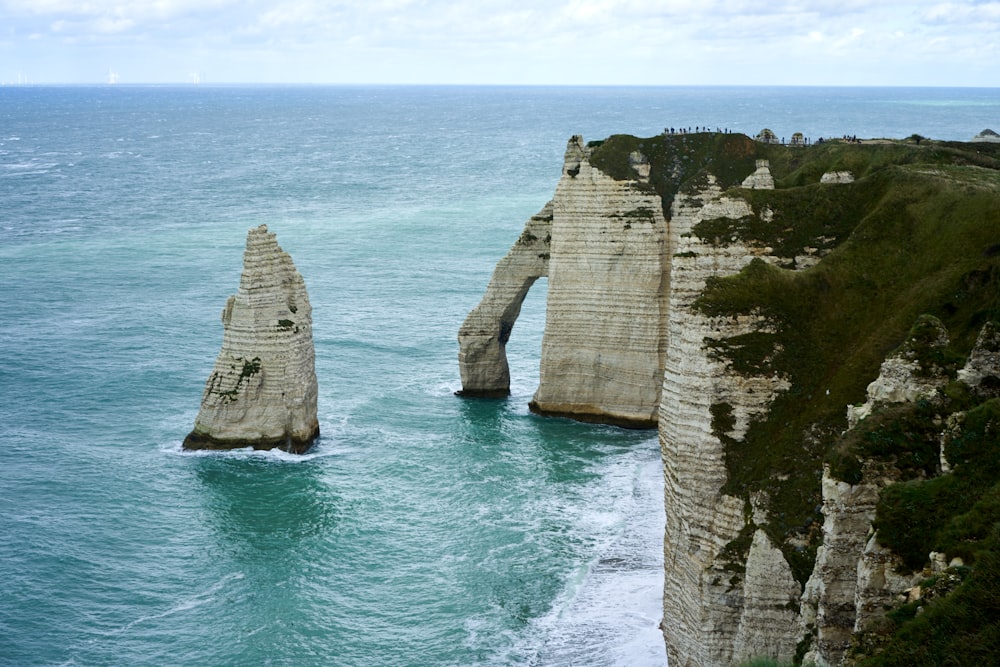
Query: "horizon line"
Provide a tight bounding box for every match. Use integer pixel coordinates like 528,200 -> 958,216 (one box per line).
2,81 -> 1000,90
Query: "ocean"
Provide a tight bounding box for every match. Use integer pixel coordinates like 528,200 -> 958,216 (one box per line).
1,85 -> 997,667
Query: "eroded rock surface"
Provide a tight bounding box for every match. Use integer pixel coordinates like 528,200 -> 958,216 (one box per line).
659,179 -> 793,667
733,530 -> 802,663
529,136 -> 669,427
957,321 -> 1000,397
457,203 -> 551,397
800,471 -> 889,666
741,159 -> 775,189
821,171 -> 855,184
459,135 -> 668,426
184,224 -> 319,453
847,315 -> 951,428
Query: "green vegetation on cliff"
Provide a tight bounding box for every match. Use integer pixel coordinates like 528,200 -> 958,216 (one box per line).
588,132 -> 763,207
695,158 -> 1000,580
591,132 -> 1000,660
857,534 -> 1000,666
847,396 -> 1000,665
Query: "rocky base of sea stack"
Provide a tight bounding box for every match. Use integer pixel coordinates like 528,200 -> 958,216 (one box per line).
527,400 -> 657,429
454,388 -> 511,399
182,424 -> 320,454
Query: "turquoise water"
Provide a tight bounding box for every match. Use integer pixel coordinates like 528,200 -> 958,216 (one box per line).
1,85 -> 998,666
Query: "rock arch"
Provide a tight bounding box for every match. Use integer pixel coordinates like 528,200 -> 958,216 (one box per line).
457,203 -> 551,396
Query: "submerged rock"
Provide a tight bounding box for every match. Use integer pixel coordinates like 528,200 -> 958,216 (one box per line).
183,224 -> 319,453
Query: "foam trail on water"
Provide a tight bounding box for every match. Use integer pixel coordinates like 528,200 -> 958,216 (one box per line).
160,439 -> 346,462
101,572 -> 245,637
503,436 -> 667,666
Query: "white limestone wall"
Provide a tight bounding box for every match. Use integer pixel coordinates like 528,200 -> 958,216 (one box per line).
531,137 -> 669,427
659,179 -> 795,666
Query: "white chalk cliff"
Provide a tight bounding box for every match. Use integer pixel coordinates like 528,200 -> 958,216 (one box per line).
658,172 -> 809,667
530,137 -> 669,427
459,136 -> 668,426
184,224 -> 319,453
460,137 -> 809,664
461,132 -> 1000,666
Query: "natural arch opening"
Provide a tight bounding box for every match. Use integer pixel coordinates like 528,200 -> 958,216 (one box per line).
457,202 -> 552,397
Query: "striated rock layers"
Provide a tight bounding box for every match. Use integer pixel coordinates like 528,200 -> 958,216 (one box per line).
464,131 -> 1000,665
457,203 -> 551,397
658,172 -> 801,667
184,224 -> 319,454
459,135 -> 669,426
529,136 -> 669,427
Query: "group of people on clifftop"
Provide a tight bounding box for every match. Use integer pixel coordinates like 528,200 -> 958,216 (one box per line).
663,126 -> 733,135
796,134 -> 864,145
660,126 -> 867,146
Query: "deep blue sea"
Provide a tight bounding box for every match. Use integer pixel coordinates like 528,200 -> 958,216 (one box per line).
1,85 -> 998,667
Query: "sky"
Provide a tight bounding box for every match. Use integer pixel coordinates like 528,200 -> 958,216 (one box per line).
1,0 -> 998,86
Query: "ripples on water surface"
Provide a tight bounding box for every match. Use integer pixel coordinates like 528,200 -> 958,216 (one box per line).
1,85 -> 997,665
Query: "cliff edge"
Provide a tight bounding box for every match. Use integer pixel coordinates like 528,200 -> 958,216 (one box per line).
464,132 -> 1000,665
184,224 -> 319,454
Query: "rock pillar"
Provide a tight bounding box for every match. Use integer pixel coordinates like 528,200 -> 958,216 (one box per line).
183,224 -> 319,453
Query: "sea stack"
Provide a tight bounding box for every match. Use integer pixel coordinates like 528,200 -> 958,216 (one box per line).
183,224 -> 319,454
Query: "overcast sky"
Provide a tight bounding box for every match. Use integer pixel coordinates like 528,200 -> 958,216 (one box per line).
1,0 -> 998,86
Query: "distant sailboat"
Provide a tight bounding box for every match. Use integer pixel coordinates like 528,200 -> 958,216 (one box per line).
107,70 -> 120,85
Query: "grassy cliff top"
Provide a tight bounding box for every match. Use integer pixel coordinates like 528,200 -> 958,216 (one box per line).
587,131 -> 1000,218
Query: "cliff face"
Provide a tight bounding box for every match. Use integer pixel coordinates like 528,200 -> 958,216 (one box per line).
650,135 -> 1000,665
462,133 -> 1000,665
659,171 -> 805,667
459,136 -> 668,426
529,136 -> 670,427
184,224 -> 319,453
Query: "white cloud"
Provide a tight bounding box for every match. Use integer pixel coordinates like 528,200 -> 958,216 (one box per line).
5,0 -> 228,19
1,0 -> 998,84
49,17 -> 129,36
924,1 -> 1000,22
